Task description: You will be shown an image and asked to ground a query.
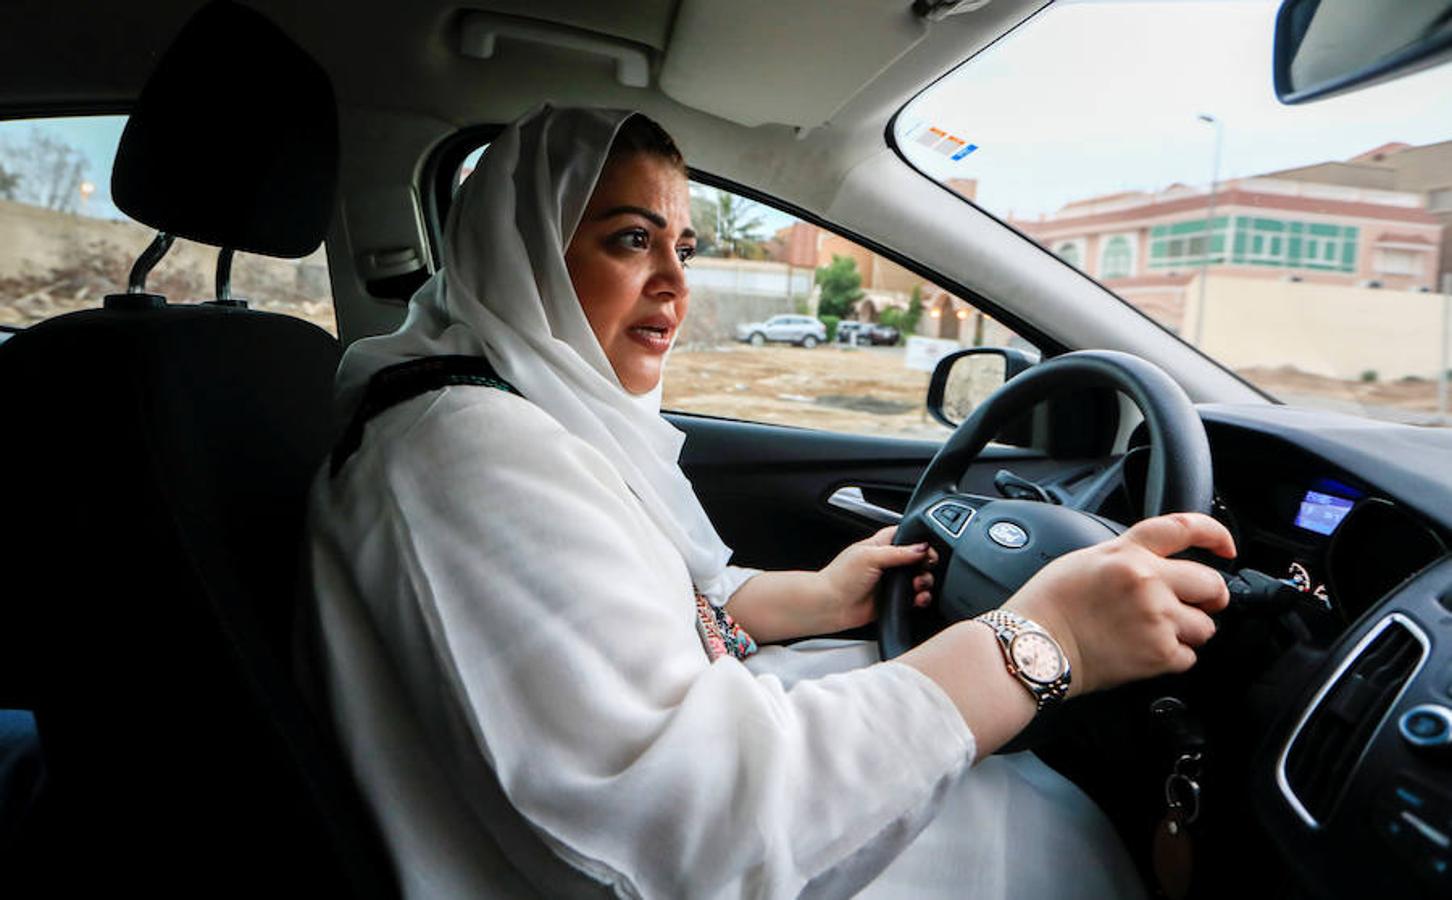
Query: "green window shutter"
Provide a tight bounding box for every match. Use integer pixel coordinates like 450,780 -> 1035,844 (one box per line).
1103,236 -> 1133,277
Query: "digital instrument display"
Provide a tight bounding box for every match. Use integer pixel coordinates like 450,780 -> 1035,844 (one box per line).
1294,489 -> 1355,536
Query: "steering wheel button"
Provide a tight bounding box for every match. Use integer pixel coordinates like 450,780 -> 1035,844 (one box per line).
928,502 -> 974,537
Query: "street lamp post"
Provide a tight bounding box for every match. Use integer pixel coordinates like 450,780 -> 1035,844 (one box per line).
1194,113 -> 1223,348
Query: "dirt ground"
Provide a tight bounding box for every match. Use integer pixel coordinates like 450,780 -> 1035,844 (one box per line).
1238,366 -> 1446,416
664,346 -> 1451,436
665,345 -> 953,438
0,199 -> 335,335
0,263 -> 335,335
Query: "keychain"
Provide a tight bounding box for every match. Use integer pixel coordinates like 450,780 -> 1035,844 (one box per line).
1153,751 -> 1202,900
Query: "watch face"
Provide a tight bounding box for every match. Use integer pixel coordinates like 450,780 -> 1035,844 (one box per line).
1009,632 -> 1065,684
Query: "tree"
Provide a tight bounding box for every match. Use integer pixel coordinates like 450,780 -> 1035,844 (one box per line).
814,254 -> 864,319
0,128 -> 88,213
713,190 -> 764,259
902,286 -> 924,334
688,192 -> 720,257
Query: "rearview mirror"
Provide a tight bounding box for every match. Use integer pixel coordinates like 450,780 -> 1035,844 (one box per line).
926,347 -> 1037,431
1274,0 -> 1452,104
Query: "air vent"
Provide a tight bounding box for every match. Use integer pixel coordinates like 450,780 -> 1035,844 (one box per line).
1280,615 -> 1427,827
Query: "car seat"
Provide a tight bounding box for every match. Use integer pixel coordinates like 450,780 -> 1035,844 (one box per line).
0,2 -> 395,895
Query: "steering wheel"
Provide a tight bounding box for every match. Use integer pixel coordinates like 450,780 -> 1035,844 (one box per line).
877,349 -> 1214,660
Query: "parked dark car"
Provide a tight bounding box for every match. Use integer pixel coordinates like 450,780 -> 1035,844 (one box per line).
836,321 -> 900,346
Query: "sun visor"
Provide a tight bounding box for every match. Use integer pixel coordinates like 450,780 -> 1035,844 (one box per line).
659,0 -> 928,129
112,1 -> 338,259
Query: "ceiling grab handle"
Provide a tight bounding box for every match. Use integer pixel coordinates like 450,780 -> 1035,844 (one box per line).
458,12 -> 650,88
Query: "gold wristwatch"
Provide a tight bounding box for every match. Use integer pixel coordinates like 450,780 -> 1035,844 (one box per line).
974,609 -> 1071,711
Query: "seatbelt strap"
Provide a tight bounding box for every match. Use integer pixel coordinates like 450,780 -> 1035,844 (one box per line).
330,354 -> 519,477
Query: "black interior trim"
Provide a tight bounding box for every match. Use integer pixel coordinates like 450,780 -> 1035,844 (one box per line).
0,101 -> 131,123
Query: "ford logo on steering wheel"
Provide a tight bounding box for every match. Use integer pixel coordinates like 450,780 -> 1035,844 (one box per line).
988,521 -> 1030,549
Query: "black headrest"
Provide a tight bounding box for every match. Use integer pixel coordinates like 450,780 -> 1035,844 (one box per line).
113,1 -> 338,259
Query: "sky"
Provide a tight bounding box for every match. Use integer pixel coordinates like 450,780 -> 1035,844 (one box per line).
0,115 -> 127,219
897,0 -> 1452,219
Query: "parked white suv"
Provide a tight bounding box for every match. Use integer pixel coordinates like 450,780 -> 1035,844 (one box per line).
734,315 -> 827,348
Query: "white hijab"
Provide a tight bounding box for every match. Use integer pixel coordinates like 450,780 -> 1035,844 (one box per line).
334,104 -> 733,586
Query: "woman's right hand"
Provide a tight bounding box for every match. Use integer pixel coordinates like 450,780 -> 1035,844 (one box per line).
1002,512 -> 1236,697
899,511 -> 1236,757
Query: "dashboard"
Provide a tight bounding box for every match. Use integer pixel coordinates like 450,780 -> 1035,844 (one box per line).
1190,406 -> 1452,899
967,398 -> 1452,899
1205,427 -> 1446,630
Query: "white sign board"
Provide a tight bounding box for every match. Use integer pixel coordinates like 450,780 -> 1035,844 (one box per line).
903,336 -> 961,373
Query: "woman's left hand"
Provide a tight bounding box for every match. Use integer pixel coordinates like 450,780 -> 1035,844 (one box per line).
815,526 -> 939,632
724,527 -> 938,643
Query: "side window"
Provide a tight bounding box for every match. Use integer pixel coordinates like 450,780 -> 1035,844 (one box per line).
670,181 -> 1028,438
445,143 -> 1030,438
0,116 -> 335,336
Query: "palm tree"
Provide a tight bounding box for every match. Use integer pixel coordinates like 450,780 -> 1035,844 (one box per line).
714,190 -> 764,259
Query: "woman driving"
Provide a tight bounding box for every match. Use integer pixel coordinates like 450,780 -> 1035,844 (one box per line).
307,105 -> 1235,898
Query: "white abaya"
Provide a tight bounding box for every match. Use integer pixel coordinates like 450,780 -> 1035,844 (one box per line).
307,384 -> 1147,899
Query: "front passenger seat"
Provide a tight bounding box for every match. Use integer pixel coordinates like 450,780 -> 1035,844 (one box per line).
0,2 -> 395,895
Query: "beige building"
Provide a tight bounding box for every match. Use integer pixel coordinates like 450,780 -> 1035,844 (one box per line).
1185,271 -> 1452,382
1267,141 -> 1452,289
1011,143 -> 1447,332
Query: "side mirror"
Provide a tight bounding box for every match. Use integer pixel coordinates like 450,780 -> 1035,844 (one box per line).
1273,0 -> 1452,105
925,347 -> 1038,431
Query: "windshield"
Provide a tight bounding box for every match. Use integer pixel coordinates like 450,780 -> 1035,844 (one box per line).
896,0 -> 1452,428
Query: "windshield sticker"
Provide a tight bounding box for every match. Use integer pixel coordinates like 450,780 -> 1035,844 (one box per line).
904,121 -> 978,162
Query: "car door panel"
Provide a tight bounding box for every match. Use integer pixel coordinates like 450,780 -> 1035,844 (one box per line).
670,412 -> 1074,570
